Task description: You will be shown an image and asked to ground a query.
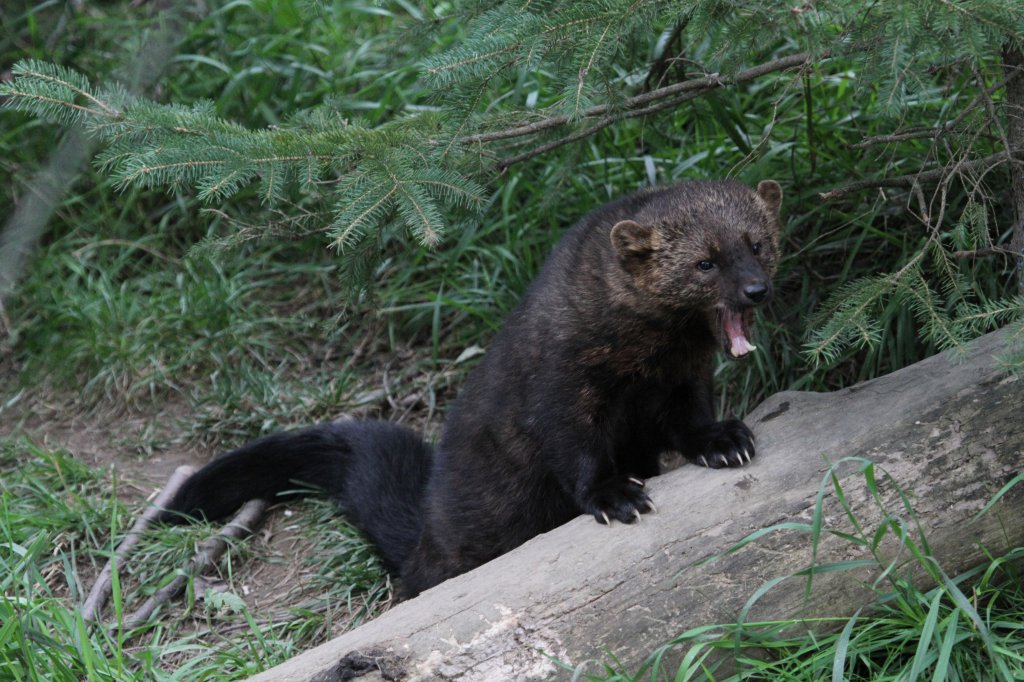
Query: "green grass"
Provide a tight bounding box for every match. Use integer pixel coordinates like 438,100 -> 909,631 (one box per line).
0,437 -> 393,681
0,0 -> 481,446
617,554 -> 1024,682
0,440 -> 129,681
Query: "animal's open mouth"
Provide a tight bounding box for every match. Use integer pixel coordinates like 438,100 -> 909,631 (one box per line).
719,308 -> 757,358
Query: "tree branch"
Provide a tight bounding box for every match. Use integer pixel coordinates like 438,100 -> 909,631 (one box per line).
953,247 -> 1015,259
459,52 -> 817,149
244,330 -> 1023,682
850,71 -> 1020,150
496,84 -> 747,171
498,116 -> 618,171
818,150 -> 1020,201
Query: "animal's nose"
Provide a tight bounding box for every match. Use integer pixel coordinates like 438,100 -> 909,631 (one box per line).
743,282 -> 769,303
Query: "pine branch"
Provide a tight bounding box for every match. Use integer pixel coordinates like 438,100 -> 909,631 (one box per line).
460,52 -> 817,148
2,48 -> 815,242
955,295 -> 1024,331
330,178 -> 398,251
803,275 -> 893,365
898,269 -> 967,353
819,150 -> 1023,200
8,59 -> 122,121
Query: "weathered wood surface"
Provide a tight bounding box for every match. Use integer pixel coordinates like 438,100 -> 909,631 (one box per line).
246,329 -> 1023,682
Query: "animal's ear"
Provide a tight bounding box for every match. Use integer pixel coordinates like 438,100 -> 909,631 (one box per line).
756,180 -> 783,215
610,220 -> 658,260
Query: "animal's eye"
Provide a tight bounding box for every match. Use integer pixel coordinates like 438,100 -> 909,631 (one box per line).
751,242 -> 763,255
697,260 -> 715,272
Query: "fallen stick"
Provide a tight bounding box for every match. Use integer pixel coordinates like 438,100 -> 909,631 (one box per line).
82,464 -> 195,622
123,498 -> 268,629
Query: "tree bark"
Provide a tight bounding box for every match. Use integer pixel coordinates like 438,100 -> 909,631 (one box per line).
246,329 -> 1023,682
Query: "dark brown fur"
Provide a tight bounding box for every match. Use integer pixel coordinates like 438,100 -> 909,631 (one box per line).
165,179 -> 784,599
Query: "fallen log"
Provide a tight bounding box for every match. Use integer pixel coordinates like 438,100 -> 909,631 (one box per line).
245,328 -> 1023,682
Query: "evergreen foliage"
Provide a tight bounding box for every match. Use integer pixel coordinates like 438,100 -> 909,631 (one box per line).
4,59 -> 487,254
804,233 -> 1024,365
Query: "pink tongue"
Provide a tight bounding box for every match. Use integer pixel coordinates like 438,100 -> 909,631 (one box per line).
723,310 -> 757,358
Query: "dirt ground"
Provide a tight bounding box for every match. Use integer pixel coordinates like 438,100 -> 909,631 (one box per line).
0,372 -> 206,502
0,356 -> 418,640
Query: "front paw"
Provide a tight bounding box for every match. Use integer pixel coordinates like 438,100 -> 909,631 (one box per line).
583,476 -> 655,525
684,419 -> 755,468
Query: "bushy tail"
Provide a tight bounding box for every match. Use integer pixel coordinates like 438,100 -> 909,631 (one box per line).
163,420 -> 433,572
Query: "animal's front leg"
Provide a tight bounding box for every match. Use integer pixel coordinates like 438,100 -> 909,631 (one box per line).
543,416 -> 656,525
664,378 -> 757,469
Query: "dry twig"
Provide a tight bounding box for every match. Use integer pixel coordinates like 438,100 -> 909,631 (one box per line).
819,150 -> 1021,201
953,247 -> 1013,259
82,465 -> 195,622
123,498 -> 268,629
850,72 -> 1020,150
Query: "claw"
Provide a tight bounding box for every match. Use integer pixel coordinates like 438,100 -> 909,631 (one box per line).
645,500 -> 658,514
716,453 -> 728,467
699,455 -> 709,467
743,449 -> 752,464
633,510 -> 642,523
601,511 -> 611,526
627,477 -> 645,487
